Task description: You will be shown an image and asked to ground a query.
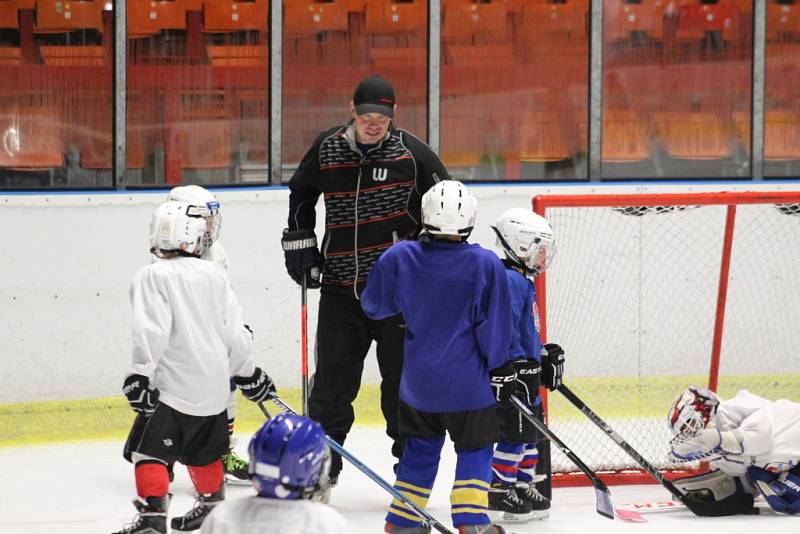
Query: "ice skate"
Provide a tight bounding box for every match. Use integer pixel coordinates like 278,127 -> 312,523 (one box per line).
457,524 -> 506,534
384,522 -> 432,533
488,482 -> 533,523
515,481 -> 550,519
221,449 -> 250,485
111,495 -> 168,534
171,489 -> 223,531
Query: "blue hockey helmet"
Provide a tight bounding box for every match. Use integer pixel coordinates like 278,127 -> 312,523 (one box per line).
248,413 -> 331,500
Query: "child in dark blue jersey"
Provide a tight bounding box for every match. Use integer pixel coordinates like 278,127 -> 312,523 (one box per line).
361,181 -> 516,534
487,208 -> 565,523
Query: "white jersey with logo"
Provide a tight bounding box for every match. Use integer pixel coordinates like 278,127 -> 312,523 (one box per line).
129,256 -> 255,416
710,390 -> 800,475
199,496 -> 348,534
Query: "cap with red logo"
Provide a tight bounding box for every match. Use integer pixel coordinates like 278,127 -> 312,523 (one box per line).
353,75 -> 396,119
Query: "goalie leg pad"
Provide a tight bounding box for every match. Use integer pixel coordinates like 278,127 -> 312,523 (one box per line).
747,466 -> 800,515
674,470 -> 755,517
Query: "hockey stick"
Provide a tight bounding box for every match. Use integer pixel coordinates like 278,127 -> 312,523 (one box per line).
258,398 -> 455,534
300,272 -> 309,416
554,383 -> 738,518
509,395 -> 615,519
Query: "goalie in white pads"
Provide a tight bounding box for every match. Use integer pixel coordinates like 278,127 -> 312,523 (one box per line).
668,386 -> 800,516
199,413 -> 348,534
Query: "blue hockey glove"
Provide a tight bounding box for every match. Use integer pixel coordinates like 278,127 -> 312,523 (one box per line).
747,466 -> 800,515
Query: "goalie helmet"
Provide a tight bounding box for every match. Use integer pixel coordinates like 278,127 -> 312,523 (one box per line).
668,386 -> 720,439
492,208 -> 556,276
167,185 -> 222,243
248,413 -> 331,501
148,200 -> 214,258
421,181 -> 477,239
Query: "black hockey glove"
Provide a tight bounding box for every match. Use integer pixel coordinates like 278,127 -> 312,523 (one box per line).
122,374 -> 160,415
541,343 -> 565,391
513,359 -> 541,404
281,228 -> 322,289
234,367 -> 276,403
489,363 -> 518,403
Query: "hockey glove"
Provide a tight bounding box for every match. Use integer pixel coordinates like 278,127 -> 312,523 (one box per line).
122,374 -> 160,415
512,359 -> 541,404
540,343 -> 565,391
234,367 -> 276,403
489,363 -> 518,403
670,428 -> 744,462
747,466 -> 800,515
281,228 -> 322,289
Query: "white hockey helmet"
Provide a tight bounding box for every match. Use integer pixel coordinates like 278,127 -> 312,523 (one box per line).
167,185 -> 221,242
149,200 -> 214,257
421,181 -> 477,239
667,386 -> 720,439
492,208 -> 556,275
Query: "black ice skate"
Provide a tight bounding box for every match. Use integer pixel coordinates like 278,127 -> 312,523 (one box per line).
457,524 -> 507,534
171,489 -> 224,531
112,495 -> 168,534
488,482 -> 533,523
515,481 -> 550,519
384,522 -> 432,533
221,449 -> 250,485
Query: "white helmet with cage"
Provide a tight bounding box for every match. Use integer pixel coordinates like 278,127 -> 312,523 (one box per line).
667,386 -> 720,440
420,181 -> 477,239
149,200 -> 214,258
167,185 -> 221,243
492,208 -> 556,275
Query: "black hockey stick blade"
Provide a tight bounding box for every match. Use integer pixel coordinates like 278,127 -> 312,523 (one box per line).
259,399 -> 456,534
508,395 -> 615,520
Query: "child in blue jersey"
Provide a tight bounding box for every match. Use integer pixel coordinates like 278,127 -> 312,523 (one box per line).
487,208 -> 565,523
361,181 -> 517,534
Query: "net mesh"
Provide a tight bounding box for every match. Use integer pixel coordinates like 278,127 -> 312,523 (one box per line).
540,196 -> 800,477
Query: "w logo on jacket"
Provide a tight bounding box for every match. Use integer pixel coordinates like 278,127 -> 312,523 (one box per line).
372,168 -> 388,182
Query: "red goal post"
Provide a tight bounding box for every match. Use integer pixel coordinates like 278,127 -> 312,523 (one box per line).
532,191 -> 800,487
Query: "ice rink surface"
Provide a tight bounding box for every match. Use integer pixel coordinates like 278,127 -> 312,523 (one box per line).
1,426 -> 791,534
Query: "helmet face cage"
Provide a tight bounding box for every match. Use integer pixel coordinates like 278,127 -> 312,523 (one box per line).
668,386 -> 719,440
421,181 -> 477,239
248,413 -> 330,501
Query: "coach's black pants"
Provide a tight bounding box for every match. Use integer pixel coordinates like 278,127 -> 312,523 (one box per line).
309,286 -> 405,477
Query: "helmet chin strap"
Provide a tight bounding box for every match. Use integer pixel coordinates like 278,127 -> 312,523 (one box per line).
491,226 -> 536,275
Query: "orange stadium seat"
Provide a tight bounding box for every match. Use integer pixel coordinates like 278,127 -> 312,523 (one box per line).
0,0 -> 18,29
522,2 -> 585,44
602,108 -> 651,163
284,1 -> 348,35
0,47 -> 21,64
127,0 -> 188,38
34,0 -> 103,33
364,0 -> 425,34
605,0 -> 666,42
767,2 -> 800,42
518,109 -> 573,163
206,44 -> 267,66
734,109 -> 800,162
655,111 -> 731,160
442,1 -> 509,43
176,91 -> 231,169
39,45 -> 105,65
0,105 -> 64,169
202,0 -> 267,33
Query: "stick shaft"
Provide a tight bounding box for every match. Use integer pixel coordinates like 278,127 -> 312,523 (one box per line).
301,273 -> 309,416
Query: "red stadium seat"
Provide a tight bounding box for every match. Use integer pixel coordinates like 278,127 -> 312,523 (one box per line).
202,0 -> 267,33
0,105 -> 64,169
0,47 -> 21,64
34,0 -> 103,33
655,111 -> 731,160
0,0 -> 18,29
39,45 -> 105,66
284,0 -> 348,35
602,108 -> 651,163
206,44 -> 267,66
127,0 -> 187,38
442,0 -> 509,44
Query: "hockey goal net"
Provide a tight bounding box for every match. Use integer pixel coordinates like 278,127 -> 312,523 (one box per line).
533,191 -> 800,486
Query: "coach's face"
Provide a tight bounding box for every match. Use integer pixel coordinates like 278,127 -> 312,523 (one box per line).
349,101 -> 393,145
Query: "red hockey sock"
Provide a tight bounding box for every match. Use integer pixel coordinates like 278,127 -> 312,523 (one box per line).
135,462 -> 169,498
188,460 -> 224,494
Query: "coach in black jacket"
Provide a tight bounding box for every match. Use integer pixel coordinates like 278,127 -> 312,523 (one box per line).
281,76 -> 448,490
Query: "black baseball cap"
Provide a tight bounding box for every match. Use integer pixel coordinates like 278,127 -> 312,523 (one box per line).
353,75 -> 396,118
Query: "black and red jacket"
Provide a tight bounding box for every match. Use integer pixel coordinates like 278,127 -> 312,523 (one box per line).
287,122 -> 448,294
